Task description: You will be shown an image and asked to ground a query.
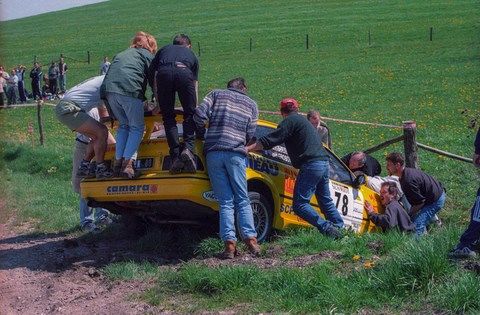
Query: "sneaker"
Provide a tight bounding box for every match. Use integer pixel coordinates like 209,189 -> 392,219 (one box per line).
81,222 -> 100,234
323,225 -> 343,240
77,160 -> 90,178
180,148 -> 196,173
96,215 -> 113,227
86,162 -> 97,179
96,163 -> 114,179
169,157 -> 184,174
448,246 -> 477,259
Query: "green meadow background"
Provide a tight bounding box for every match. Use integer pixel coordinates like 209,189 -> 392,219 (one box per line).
0,0 -> 479,313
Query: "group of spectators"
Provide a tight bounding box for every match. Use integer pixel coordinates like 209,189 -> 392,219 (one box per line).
53,31 -> 479,260
0,58 -> 68,108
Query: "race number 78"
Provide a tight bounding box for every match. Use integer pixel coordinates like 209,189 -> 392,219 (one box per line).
334,191 -> 349,215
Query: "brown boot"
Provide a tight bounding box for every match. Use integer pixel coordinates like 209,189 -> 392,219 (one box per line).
113,158 -> 123,177
244,238 -> 261,257
120,159 -> 140,179
219,240 -> 237,259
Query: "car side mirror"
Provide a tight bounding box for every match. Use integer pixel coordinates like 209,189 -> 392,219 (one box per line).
353,173 -> 366,188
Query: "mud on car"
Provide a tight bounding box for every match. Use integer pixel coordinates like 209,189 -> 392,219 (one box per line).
81,111 -> 383,242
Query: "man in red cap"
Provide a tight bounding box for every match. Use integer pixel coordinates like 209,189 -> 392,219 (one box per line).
246,98 -> 344,239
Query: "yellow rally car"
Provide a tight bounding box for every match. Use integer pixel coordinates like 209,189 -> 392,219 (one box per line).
81,112 -> 383,242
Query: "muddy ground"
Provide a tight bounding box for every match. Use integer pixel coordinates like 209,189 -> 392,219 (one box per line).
0,212 -> 342,315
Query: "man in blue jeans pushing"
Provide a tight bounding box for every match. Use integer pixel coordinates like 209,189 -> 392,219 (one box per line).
385,152 -> 446,236
194,77 -> 260,259
247,98 -> 344,239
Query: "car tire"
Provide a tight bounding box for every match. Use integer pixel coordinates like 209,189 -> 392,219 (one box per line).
236,191 -> 273,243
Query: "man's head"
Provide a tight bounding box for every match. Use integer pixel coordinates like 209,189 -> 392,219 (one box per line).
104,56 -> 109,62
379,181 -> 398,206
60,57 -> 64,63
173,34 -> 191,48
51,61 -> 55,66
34,62 -> 39,68
348,151 -> 367,172
279,98 -> 299,116
385,152 -> 405,176
227,77 -> 247,92
131,31 -> 158,54
307,110 -> 321,128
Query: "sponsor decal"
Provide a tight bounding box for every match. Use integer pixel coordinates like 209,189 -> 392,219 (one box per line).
284,167 -> 297,195
248,156 -> 279,176
202,190 -> 218,202
106,184 -> 158,195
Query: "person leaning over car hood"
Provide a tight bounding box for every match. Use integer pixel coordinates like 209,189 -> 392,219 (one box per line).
246,98 -> 344,239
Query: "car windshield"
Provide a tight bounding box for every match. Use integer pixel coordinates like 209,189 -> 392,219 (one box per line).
255,124 -> 354,185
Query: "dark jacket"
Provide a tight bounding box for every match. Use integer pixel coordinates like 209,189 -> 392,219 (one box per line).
258,112 -> 328,169
101,47 -> 154,100
369,199 -> 414,232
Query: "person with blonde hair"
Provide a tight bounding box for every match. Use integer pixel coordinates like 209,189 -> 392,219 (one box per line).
101,31 -> 157,178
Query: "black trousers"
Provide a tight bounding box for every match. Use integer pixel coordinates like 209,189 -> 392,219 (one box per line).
31,81 -> 41,100
458,187 -> 480,249
49,77 -> 58,95
18,81 -> 27,102
156,66 -> 197,157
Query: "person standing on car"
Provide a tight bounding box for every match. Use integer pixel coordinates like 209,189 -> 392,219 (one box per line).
55,75 -> 114,179
101,31 -> 157,178
246,98 -> 344,239
194,77 -> 260,259
148,34 -> 199,174
448,128 -> 480,259
385,152 -> 446,236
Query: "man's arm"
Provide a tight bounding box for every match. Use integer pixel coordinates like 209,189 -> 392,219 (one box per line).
193,91 -> 214,139
365,201 -> 392,230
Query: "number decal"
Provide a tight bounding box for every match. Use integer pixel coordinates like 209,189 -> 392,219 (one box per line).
334,191 -> 349,215
342,194 -> 349,215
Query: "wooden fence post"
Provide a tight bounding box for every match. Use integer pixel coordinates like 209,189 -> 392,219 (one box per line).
306,34 -> 309,50
429,27 -> 433,41
197,42 -> 201,57
87,51 -> 91,64
403,121 -> 418,168
249,37 -> 252,52
37,100 -> 44,146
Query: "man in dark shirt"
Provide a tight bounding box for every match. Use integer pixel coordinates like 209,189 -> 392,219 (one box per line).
365,181 -> 414,232
246,98 -> 344,239
386,152 -> 446,236
148,34 -> 199,174
341,151 -> 381,177
29,62 -> 42,100
448,128 -> 480,259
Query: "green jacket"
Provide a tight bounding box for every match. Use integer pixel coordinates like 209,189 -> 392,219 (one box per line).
101,47 -> 153,100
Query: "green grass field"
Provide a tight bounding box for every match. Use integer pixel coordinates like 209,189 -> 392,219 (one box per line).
1,0 -> 479,313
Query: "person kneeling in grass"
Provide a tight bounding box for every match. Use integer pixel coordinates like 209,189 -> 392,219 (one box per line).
365,181 -> 414,232
55,75 -> 113,179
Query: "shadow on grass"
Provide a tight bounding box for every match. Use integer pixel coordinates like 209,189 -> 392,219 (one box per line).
0,220 -> 217,273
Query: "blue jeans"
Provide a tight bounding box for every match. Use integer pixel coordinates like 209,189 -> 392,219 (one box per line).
293,160 -> 344,233
59,74 -> 66,92
80,197 -> 109,227
206,151 -> 257,242
413,191 -> 446,236
106,92 -> 145,160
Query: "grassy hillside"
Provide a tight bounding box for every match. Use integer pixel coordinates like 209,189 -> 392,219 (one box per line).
0,0 -> 479,313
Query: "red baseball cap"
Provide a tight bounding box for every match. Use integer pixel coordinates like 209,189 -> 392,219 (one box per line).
279,98 -> 299,110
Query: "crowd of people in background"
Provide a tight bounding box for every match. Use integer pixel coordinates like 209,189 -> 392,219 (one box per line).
0,57 -> 69,108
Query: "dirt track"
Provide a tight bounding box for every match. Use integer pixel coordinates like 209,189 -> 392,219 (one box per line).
0,216 -> 161,315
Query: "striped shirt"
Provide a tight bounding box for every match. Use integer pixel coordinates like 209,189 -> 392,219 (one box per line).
194,88 -> 258,155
